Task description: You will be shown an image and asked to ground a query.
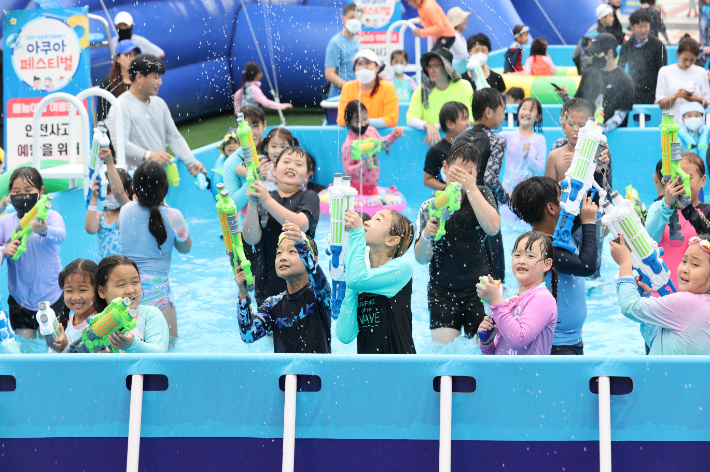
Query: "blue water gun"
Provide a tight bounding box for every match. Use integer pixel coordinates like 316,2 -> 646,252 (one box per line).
552,118 -> 608,253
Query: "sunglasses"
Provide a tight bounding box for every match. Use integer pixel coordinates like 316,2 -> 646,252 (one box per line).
689,236 -> 710,254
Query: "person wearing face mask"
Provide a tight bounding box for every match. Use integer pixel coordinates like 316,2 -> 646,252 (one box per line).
679,102 -> 710,172
0,168 -> 66,340
110,12 -> 164,60
324,4 -> 362,100
463,34 -> 507,94
85,147 -> 135,263
618,8 -> 667,105
572,4 -> 619,75
656,35 -> 710,121
336,49 -> 399,128
384,50 -> 418,102
558,33 -> 634,133
97,39 -> 141,123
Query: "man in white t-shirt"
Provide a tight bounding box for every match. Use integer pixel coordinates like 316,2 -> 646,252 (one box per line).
111,12 -> 165,59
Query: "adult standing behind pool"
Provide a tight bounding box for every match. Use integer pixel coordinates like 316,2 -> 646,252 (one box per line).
656,35 -> 710,120
111,11 -> 165,59
324,3 -> 361,99
106,55 -> 206,176
406,48 -> 473,146
96,39 -> 141,123
336,49 -> 399,128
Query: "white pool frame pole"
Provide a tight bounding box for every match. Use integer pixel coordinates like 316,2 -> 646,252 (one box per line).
282,374 -> 297,472
508,112 -> 515,128
439,375 -> 452,472
639,112 -> 646,129
126,374 -> 144,472
598,376 -> 612,472
76,87 -> 127,168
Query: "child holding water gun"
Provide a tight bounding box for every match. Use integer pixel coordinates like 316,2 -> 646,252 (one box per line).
414,142 -> 501,344
48,259 -> 98,353
0,168 -> 65,339
85,147 -> 134,262
423,101 -> 470,191
233,62 -> 293,114
477,231 -> 558,355
384,50 -> 418,102
610,234 -> 710,355
243,147 -> 320,306
236,221 -> 331,353
342,100 -> 403,195
110,160 -> 191,341
510,177 -> 601,355
335,208 -> 416,354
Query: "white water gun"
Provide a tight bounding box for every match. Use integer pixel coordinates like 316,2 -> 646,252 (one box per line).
86,121 -> 111,207
467,55 -> 489,90
602,191 -> 677,296
36,300 -> 61,348
0,310 -> 20,354
552,118 -> 607,253
326,173 -> 357,319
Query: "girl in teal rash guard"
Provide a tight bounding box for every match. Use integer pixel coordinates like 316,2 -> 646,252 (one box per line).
336,209 -> 416,354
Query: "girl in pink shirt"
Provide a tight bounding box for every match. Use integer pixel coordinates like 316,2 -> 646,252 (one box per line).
234,62 -> 293,114
477,231 -> 558,355
342,100 -> 402,195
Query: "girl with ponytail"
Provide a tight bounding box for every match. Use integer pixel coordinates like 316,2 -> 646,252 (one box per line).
476,231 -> 558,355
233,61 -> 293,114
117,160 -> 192,342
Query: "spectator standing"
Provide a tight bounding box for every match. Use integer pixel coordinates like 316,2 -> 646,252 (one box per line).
504,25 -> 529,73
640,0 -> 671,45
106,55 -> 206,176
405,0 -> 456,49
464,33 -> 507,94
97,40 -> 140,123
656,35 -> 710,120
618,8 -> 667,105
111,12 -> 165,59
572,4 -> 617,74
447,7 -> 471,65
605,0 -> 626,45
324,4 -> 361,99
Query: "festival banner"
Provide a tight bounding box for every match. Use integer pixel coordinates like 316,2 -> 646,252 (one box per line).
620,0 -> 641,15
351,0 -> 403,66
3,7 -> 91,168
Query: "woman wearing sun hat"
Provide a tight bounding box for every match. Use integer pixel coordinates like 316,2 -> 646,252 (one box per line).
447,7 -> 471,65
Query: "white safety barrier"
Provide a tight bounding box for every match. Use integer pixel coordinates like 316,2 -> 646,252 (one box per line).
598,376 -> 612,472
282,374 -> 297,472
126,374 -> 144,472
438,375 -> 452,472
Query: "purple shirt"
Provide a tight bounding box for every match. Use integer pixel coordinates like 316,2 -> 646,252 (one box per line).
481,284 -> 557,355
0,210 -> 65,309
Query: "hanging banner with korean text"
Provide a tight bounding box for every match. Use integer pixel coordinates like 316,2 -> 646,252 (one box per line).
3,7 -> 91,169
350,0 -> 403,66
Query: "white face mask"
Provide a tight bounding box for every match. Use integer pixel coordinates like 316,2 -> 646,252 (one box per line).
473,52 -> 488,66
356,68 -> 376,85
392,64 -> 406,75
685,117 -> 704,132
102,195 -> 120,210
345,19 -> 362,34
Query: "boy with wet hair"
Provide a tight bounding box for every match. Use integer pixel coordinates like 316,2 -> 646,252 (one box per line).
423,101 -> 470,190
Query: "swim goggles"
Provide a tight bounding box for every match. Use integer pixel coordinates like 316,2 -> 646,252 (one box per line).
688,236 -> 710,254
278,230 -> 315,253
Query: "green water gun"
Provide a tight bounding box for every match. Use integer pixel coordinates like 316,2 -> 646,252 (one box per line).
351,138 -> 391,168
660,112 -> 692,241
5,194 -> 53,260
625,185 -> 647,224
428,182 -> 463,240
236,113 -> 261,191
69,297 -> 137,353
215,183 -> 254,290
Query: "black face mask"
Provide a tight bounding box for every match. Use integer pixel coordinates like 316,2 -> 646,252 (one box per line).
117,27 -> 133,41
11,193 -> 39,218
350,124 -> 369,136
592,56 -> 607,69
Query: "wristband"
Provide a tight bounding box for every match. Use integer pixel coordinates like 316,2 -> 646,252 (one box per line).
144,150 -> 151,161
88,205 -> 98,211
422,232 -> 434,241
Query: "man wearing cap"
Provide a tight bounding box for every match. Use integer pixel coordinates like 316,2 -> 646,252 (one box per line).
559,33 -> 634,133
503,25 -> 529,73
111,11 -> 165,59
336,49 -> 399,128
572,4 -> 618,74
447,7 -> 471,65
406,48 -> 473,146
325,3 -> 361,99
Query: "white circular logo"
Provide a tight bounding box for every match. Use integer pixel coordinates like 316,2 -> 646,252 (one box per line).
10,17 -> 82,92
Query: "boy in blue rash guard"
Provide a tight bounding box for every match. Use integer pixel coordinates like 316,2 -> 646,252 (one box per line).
236,221 -> 331,353
509,177 -> 600,355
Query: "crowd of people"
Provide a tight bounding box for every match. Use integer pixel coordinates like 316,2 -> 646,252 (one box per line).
7,1 -> 710,357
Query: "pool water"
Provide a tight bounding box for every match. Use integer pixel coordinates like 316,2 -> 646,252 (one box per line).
16,211 -> 646,355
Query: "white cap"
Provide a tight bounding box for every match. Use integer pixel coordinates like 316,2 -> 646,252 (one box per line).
114,11 -> 134,26
352,48 -> 381,66
596,4 -> 613,20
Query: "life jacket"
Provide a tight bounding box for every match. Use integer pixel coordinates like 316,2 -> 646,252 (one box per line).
530,55 -> 553,76
679,126 -> 710,165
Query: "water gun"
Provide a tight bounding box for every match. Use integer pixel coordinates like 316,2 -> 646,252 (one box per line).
236,112 -> 261,191
5,193 -> 53,261
69,297 -> 137,353
36,300 -> 61,348
195,172 -> 211,192
602,190 -> 677,296
350,129 -> 401,168
428,182 -> 463,240
660,111 -> 692,241
625,185 -> 647,224
86,121 -> 110,207
215,183 -> 254,291
325,174 -> 357,319
478,279 -> 502,345
165,157 -> 180,187
0,310 -> 20,354
467,54 -> 489,90
552,118 -> 607,253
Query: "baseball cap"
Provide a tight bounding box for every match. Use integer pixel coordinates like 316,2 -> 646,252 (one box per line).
587,33 -> 618,55
114,11 -> 134,26
115,39 -> 141,56
596,4 -> 613,20
352,49 -> 381,66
